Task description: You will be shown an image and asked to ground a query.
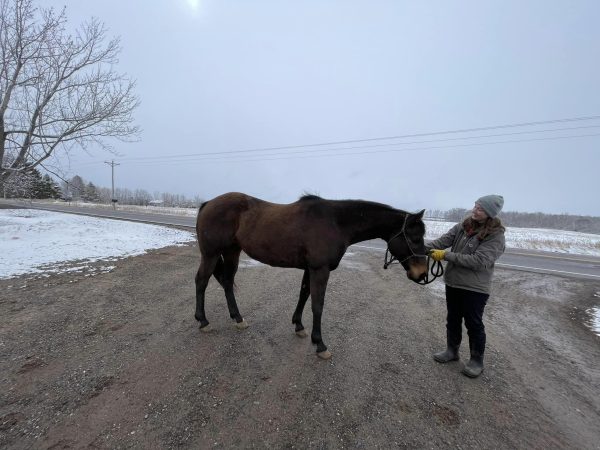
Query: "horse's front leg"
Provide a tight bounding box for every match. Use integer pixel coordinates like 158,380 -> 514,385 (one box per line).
292,269 -> 310,337
309,267 -> 331,359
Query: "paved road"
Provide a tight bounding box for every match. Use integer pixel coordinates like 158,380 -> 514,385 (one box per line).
3,200 -> 600,280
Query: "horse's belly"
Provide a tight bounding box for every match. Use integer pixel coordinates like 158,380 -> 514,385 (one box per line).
243,246 -> 305,269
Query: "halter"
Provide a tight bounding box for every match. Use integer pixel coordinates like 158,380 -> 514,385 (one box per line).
382,214 -> 444,285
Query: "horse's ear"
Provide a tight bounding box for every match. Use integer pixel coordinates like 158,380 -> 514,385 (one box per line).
415,209 -> 425,219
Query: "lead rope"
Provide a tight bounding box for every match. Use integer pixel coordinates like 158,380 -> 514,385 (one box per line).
383,250 -> 444,285
418,254 -> 444,285
382,215 -> 444,284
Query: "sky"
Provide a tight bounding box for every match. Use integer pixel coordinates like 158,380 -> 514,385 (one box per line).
37,0 -> 600,216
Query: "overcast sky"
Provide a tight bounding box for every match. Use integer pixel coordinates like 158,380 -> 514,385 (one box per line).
39,0 -> 600,216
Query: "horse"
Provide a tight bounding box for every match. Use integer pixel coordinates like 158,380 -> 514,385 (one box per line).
194,192 -> 428,359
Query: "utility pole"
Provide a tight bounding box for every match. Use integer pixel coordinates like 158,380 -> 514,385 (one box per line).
104,160 -> 120,210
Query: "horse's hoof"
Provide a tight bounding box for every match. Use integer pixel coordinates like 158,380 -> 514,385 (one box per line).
295,329 -> 308,338
199,324 -> 212,333
235,319 -> 249,330
317,350 -> 332,360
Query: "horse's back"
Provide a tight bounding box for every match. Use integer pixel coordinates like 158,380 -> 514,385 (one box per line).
198,192 -> 258,214
196,193 -> 338,267
234,195 -> 344,268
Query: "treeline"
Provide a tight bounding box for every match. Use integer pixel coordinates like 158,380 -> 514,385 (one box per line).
432,208 -> 600,234
1,171 -> 203,208
60,175 -> 204,207
3,171 -> 599,233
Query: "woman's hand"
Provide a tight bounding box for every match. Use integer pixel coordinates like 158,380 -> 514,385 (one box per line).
429,249 -> 446,261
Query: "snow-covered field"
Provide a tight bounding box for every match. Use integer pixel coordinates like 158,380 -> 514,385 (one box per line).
0,209 -> 195,280
1,208 -> 599,336
2,209 -> 600,281
425,220 -> 600,256
17,200 -> 600,256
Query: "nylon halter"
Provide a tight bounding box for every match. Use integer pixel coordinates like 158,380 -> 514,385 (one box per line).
382,214 -> 444,285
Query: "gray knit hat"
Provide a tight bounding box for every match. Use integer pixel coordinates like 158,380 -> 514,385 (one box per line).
476,195 -> 504,218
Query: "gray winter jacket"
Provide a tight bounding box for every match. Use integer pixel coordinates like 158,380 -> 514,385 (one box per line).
425,223 -> 506,294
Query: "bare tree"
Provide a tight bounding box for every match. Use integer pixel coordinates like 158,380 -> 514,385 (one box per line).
0,0 -> 140,184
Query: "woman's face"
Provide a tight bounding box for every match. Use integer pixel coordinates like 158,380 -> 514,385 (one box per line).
471,203 -> 489,223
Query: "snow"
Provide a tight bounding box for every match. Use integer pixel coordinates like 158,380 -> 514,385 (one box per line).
20,201 -> 600,257
587,307 -> 600,337
48,200 -> 199,217
2,208 -> 599,336
2,208 -> 600,281
425,220 -> 600,257
0,209 -> 195,279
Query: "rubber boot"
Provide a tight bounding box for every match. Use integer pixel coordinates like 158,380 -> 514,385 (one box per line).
433,347 -> 459,363
462,353 -> 484,378
434,327 -> 461,363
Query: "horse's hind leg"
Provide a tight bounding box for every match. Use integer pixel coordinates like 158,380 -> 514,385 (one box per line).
219,248 -> 247,329
195,254 -> 219,331
292,269 -> 310,337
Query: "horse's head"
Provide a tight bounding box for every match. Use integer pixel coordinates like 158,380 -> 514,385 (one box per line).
387,209 -> 428,283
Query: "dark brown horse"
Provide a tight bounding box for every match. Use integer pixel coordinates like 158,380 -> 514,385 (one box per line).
195,192 -> 428,359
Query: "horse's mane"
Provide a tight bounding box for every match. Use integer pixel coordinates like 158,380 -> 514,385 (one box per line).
298,194 -> 322,201
298,194 -> 404,211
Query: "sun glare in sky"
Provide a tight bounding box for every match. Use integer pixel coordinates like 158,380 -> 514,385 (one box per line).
186,0 -> 200,13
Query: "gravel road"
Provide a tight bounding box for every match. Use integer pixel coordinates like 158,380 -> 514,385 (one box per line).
1,242 -> 599,449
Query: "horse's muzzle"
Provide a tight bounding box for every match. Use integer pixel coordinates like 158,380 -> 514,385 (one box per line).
406,270 -> 427,283
406,261 -> 428,282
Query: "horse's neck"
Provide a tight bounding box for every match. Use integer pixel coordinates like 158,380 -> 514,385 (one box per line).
335,202 -> 405,245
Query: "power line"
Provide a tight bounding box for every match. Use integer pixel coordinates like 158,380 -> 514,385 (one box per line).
98,124 -> 600,165
71,115 -> 600,167
124,132 -> 600,166
74,114 -> 600,166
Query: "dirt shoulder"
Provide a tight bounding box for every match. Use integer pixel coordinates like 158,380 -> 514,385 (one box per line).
1,243 -> 599,449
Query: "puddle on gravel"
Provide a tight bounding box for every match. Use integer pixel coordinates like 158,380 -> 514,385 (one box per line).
585,305 -> 600,337
340,252 -> 369,271
239,258 -> 265,268
239,252 -> 370,271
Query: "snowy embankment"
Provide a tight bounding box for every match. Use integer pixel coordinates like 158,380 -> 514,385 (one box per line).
23,199 -> 600,256
425,220 -> 600,257
0,209 -> 195,280
2,209 -> 600,281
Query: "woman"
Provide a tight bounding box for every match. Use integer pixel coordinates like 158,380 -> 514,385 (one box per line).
426,195 -> 506,378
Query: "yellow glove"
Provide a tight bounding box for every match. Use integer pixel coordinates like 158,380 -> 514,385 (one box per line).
429,249 -> 446,261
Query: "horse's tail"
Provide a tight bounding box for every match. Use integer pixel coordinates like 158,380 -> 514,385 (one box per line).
212,255 -> 237,290
196,200 -> 210,233
212,255 -> 225,285
198,200 -> 209,214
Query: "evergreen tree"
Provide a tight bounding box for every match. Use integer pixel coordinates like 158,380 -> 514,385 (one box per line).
27,168 -> 45,198
40,174 -> 61,199
2,167 -> 36,198
83,182 -> 100,202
